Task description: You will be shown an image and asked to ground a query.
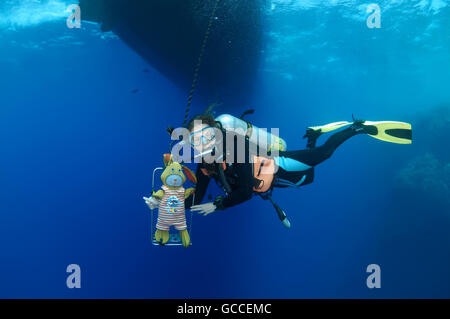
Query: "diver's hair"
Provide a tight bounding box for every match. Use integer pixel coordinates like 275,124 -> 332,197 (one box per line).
187,103 -> 220,131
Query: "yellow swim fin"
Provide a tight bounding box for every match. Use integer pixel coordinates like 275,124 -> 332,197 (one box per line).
363,121 -> 412,144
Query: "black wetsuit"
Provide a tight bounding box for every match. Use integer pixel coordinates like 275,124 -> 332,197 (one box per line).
185,126 -> 360,210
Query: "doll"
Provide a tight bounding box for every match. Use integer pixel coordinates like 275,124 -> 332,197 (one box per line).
144,154 -> 196,247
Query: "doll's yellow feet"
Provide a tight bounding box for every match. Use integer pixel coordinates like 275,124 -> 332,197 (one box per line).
179,229 -> 190,248
155,229 -> 169,245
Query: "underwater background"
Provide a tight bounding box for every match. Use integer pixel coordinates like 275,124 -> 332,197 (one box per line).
0,0 -> 449,298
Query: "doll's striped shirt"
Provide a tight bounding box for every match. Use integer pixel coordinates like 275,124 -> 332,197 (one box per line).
156,186 -> 187,231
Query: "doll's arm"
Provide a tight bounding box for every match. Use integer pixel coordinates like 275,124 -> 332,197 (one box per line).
152,190 -> 165,199
184,188 -> 195,199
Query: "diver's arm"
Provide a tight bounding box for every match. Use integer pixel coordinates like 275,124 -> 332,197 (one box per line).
215,162 -> 254,210
185,164 -> 210,209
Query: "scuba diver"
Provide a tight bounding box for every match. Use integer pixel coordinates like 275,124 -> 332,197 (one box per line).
148,108 -> 412,228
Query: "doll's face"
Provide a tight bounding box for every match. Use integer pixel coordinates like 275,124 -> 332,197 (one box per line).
161,162 -> 185,188
189,123 -> 216,154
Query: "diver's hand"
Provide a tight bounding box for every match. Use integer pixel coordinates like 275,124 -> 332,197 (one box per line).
191,202 -> 216,216
143,196 -> 160,210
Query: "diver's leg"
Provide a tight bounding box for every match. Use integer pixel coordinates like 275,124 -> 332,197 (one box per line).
303,121 -> 352,148
280,126 -> 362,167
273,127 -> 358,187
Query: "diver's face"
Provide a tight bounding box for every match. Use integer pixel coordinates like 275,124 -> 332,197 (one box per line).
189,123 -> 217,153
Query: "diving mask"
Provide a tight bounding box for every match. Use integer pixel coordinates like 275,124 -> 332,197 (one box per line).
189,126 -> 216,146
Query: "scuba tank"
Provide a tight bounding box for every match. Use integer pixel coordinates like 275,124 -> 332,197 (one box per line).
216,111 -> 291,229
215,113 -> 287,152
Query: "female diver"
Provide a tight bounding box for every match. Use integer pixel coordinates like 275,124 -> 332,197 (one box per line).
147,108 -> 412,227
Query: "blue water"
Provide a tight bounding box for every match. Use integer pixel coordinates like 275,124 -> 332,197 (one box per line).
1,0 -> 449,298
